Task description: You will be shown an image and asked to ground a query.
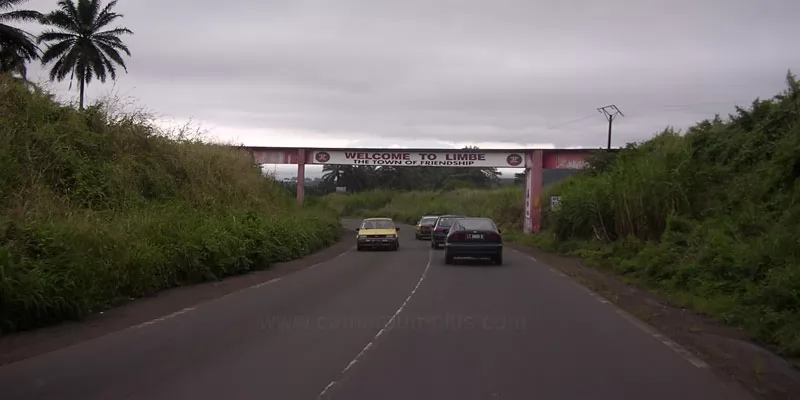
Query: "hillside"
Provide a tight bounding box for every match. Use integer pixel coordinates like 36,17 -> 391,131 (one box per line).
323,71 -> 800,356
0,76 -> 341,333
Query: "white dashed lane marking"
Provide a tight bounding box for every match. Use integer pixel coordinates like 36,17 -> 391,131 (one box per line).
317,249 -> 433,399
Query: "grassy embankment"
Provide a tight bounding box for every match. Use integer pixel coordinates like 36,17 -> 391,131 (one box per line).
0,76 -> 341,333
322,72 -> 800,356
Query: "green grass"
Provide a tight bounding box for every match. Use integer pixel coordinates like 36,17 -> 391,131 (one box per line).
0,75 -> 341,333
321,71 -> 800,357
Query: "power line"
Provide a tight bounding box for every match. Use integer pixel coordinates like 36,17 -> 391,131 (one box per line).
490,101 -> 745,146
499,113 -> 600,144
597,105 -> 624,149
546,113 -> 598,129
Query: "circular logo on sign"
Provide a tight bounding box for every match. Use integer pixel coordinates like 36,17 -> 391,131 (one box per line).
506,154 -> 523,166
315,151 -> 330,163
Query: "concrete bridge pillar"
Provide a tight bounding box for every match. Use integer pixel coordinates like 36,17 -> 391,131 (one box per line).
297,149 -> 306,205
524,149 -> 544,233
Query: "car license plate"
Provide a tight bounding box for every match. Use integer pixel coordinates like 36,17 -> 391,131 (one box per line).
467,234 -> 483,239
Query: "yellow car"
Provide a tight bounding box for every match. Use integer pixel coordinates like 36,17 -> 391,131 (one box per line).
356,217 -> 400,251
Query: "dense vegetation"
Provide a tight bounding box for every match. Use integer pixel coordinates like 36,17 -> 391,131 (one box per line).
0,76 -> 341,332
323,186 -> 525,230
324,72 -> 800,356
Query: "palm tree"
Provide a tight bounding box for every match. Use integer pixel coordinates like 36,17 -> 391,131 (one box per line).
322,164 -> 344,186
0,0 -> 43,80
38,0 -> 132,109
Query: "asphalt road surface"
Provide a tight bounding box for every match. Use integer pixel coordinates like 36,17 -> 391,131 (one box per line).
0,221 -> 752,400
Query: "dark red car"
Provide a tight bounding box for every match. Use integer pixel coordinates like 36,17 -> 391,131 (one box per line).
430,215 -> 466,249
415,215 -> 439,240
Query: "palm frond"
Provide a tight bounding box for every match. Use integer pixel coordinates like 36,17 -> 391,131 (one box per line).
40,37 -> 73,64
92,0 -> 121,29
0,9 -> 43,23
94,40 -> 126,71
0,0 -> 35,11
95,27 -> 132,38
94,34 -> 130,56
89,45 -> 114,81
0,24 -> 39,59
47,43 -> 80,81
39,10 -> 77,32
37,30 -> 76,42
58,0 -> 79,23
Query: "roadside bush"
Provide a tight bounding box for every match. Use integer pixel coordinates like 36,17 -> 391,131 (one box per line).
0,76 -> 341,332
321,71 -> 800,356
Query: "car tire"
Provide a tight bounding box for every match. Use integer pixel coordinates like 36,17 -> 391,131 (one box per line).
444,251 -> 454,265
393,242 -> 399,251
357,245 -> 363,251
494,252 -> 503,265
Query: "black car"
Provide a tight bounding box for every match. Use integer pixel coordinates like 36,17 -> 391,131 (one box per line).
430,215 -> 465,249
443,217 -> 503,265
415,215 -> 439,240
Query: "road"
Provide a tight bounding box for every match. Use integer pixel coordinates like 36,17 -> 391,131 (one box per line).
0,220 -> 752,400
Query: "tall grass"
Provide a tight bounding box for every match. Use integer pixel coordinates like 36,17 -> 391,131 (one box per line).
0,75 -> 341,332
321,72 -> 800,356
549,132 -> 696,241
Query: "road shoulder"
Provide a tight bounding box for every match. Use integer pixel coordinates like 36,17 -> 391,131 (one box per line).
0,227 -> 355,366
507,242 -> 800,400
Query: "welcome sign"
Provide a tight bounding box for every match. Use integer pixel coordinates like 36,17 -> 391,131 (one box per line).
311,150 -> 525,168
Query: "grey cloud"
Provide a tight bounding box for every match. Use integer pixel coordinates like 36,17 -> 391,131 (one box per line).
17,0 -> 800,147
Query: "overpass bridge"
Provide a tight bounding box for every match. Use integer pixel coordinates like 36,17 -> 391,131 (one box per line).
240,146 -> 607,233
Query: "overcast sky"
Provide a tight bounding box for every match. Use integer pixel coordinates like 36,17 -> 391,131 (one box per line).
17,0 -> 800,177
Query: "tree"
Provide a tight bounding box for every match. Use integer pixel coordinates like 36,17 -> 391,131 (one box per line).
0,0 -> 43,80
321,164 -> 344,186
459,145 -> 501,187
321,165 -> 379,192
514,172 -> 526,185
38,0 -> 132,109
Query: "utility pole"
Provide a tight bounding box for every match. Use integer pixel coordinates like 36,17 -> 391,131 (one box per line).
597,105 -> 624,149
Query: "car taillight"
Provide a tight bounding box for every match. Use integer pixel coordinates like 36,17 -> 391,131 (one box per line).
487,233 -> 501,241
449,232 -> 466,241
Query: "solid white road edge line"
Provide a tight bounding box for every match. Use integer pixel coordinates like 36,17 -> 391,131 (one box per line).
510,247 -> 708,369
131,307 -> 196,329
316,248 -> 433,399
130,247 -> 355,331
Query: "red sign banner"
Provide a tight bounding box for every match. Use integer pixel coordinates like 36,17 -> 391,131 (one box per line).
311,150 -> 524,168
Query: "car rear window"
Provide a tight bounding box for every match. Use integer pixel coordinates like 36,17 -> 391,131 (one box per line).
420,217 -> 438,225
361,220 -> 395,229
436,217 -> 460,227
454,218 -> 496,231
